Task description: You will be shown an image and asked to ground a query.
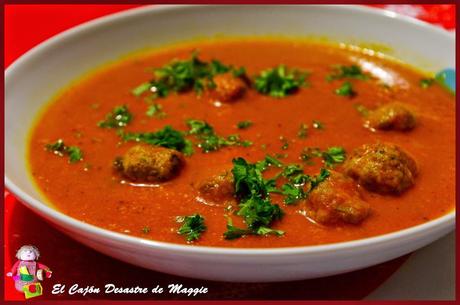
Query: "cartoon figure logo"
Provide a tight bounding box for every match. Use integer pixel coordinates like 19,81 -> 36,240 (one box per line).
6,245 -> 52,299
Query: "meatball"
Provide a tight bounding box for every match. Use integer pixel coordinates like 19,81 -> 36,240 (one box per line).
344,143 -> 417,195
115,145 -> 184,182
307,171 -> 370,225
211,73 -> 247,102
196,171 -> 235,204
366,102 -> 416,131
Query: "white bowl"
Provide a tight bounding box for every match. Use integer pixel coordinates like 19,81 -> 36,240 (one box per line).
5,5 -> 455,282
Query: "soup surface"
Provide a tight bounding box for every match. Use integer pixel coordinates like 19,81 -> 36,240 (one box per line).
29,39 -> 455,247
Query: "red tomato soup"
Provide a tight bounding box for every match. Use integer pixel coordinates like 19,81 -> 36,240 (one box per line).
28,39 -> 455,247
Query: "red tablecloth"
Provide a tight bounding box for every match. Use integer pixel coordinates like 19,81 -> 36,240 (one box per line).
4,4 -> 455,301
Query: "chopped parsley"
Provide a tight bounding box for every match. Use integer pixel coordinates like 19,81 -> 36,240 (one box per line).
280,183 -> 306,205
255,154 -> 284,172
419,78 -> 435,89
254,65 -> 308,98
176,214 -> 206,242
278,165 -> 331,205
312,120 -> 324,129
326,64 -> 368,82
335,81 -> 355,97
45,139 -> 83,163
224,157 -> 285,239
300,147 -> 323,163
236,120 -> 253,129
146,103 -> 166,118
280,136 -> 289,150
277,167 -> 330,205
131,52 -> 246,99
118,125 -> 194,156
67,147 -> 83,163
225,156 -> 332,238
132,82 -> 154,97
310,168 -> 331,189
322,146 -> 346,167
280,164 -> 311,185
186,119 -> 252,153
235,196 -> 284,233
299,146 -> 346,167
232,157 -> 273,199
97,105 -> 132,128
223,218 -> 252,240
297,123 -> 308,139
141,226 -> 151,234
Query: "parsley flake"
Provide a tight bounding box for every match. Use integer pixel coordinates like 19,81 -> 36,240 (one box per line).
177,214 -> 206,242
322,146 -> 346,167
98,105 -> 132,128
254,65 -> 308,98
327,64 -> 368,82
118,125 -> 194,156
146,103 -> 166,118
298,123 -> 308,138
335,81 -> 355,97
224,157 -> 285,239
186,119 -> 252,153
45,139 -> 83,163
141,226 -> 151,234
312,120 -> 325,129
236,120 -> 253,129
132,52 -> 246,99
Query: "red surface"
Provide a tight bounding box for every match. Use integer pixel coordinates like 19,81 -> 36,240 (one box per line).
3,4 -> 455,301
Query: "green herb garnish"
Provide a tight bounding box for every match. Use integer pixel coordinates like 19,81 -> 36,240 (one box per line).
280,136 -> 289,150
312,120 -> 324,129
67,147 -> 83,163
132,52 -> 245,99
119,125 -> 194,156
186,119 -> 252,153
236,195 -> 284,232
298,123 -> 308,138
322,146 -> 346,167
224,157 -> 285,239
310,168 -> 331,189
280,183 -> 306,205
223,218 -> 252,240
255,154 -> 284,172
141,226 -> 151,234
327,64 -> 368,82
254,65 -> 308,98
225,156 -> 332,238
299,146 -> 346,167
146,103 -> 166,118
335,81 -> 355,97
177,214 -> 206,242
45,139 -> 83,163
300,147 -> 323,163
98,105 -> 132,128
236,120 -> 253,129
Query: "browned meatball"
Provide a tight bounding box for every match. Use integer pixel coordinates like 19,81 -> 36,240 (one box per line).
211,73 -> 247,102
196,171 -> 235,204
344,143 -> 417,195
366,102 -> 416,131
307,171 -> 370,225
114,145 -> 184,182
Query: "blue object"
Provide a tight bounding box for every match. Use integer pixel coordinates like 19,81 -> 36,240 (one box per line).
435,68 -> 455,94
